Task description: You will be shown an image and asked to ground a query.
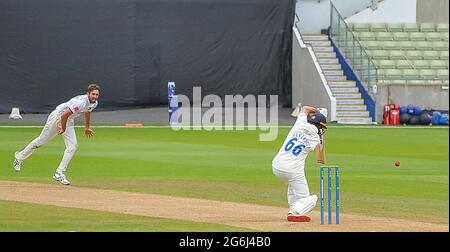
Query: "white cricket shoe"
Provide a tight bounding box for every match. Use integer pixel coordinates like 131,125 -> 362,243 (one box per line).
53,172 -> 71,185
13,152 -> 23,172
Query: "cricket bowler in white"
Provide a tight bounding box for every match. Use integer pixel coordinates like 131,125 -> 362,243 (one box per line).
13,84 -> 100,185
272,105 -> 327,222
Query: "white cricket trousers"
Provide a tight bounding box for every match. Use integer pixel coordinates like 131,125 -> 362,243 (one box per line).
272,166 -> 317,215
16,111 -> 78,174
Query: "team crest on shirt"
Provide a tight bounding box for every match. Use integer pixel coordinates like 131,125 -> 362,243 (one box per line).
74,107 -> 79,112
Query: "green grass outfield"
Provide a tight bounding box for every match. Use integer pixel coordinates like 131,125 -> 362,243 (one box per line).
0,200 -> 253,232
0,126 -> 448,230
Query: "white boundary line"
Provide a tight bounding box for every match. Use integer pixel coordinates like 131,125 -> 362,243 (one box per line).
0,125 -> 448,129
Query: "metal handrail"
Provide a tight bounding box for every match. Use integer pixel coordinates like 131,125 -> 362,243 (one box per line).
329,1 -> 378,91
294,13 -> 318,50
331,3 -> 377,71
347,0 -> 385,17
294,13 -> 332,78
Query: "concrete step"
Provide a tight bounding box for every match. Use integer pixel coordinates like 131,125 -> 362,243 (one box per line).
302,34 -> 329,41
318,58 -> 339,64
337,111 -> 370,117
326,75 -> 347,81
336,98 -> 365,105
320,64 -> 341,70
313,46 -> 334,52
337,117 -> 374,124
323,70 -> 344,76
337,105 -> 367,111
331,87 -> 359,93
305,40 -> 332,47
316,52 -> 336,58
328,80 -> 356,87
334,92 -> 361,98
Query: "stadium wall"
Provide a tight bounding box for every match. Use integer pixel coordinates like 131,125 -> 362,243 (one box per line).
416,0 -> 449,24
295,0 -> 380,34
345,0 -> 417,23
376,85 -> 449,121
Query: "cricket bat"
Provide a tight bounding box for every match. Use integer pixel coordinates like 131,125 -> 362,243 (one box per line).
316,134 -> 326,164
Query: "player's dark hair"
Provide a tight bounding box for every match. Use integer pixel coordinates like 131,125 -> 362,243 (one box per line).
87,84 -> 101,93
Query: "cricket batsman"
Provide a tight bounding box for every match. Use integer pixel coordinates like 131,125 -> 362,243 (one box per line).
272,105 -> 327,222
13,84 -> 100,185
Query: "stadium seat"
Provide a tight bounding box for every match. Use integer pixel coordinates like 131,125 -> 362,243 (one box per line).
353,23 -> 370,32
409,32 -> 426,41
397,60 -> 412,69
437,69 -> 449,79
362,41 -> 381,50
376,32 -> 393,41
389,50 -> 405,60
351,32 -> 360,39
345,22 -> 448,84
430,61 -> 448,69
413,60 -> 429,69
403,23 -> 419,32
426,32 -> 442,41
378,60 -> 396,69
420,69 -> 437,79
402,69 -> 420,79
359,32 -> 376,40
387,23 -> 404,32
437,23 -> 449,32
393,32 -> 409,41
439,51 -> 449,60
385,69 -> 403,79
415,41 -> 432,50
371,23 -> 387,32
371,59 -> 380,66
432,41 -> 449,51
370,50 -> 390,60
420,23 -> 436,32
423,51 -> 440,60
398,41 -> 416,50
338,38 -> 354,48
406,51 -> 423,60
382,41 -> 399,50
377,69 -> 387,78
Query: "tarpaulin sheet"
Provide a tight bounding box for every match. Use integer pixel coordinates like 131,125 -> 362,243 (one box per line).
0,0 -> 295,113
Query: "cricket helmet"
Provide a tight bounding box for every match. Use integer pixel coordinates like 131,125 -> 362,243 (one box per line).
307,112 -> 327,130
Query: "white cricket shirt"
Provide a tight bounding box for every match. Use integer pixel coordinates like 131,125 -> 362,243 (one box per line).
54,95 -> 98,123
272,113 -> 320,172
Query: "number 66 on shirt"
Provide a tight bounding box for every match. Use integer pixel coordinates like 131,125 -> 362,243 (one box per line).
284,138 -> 306,156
